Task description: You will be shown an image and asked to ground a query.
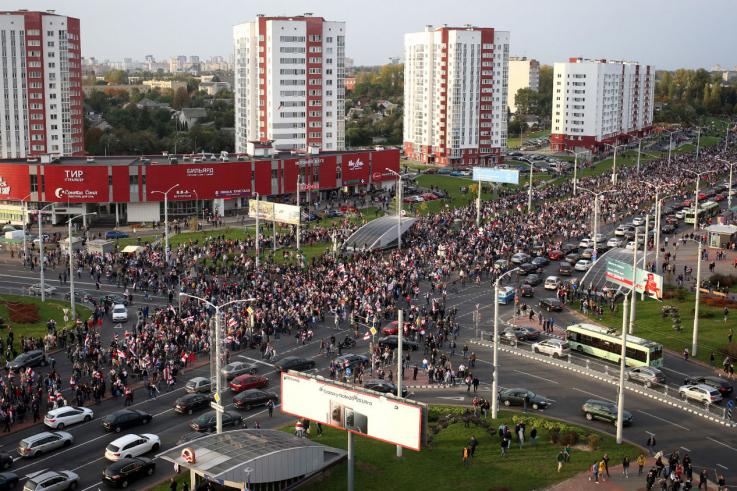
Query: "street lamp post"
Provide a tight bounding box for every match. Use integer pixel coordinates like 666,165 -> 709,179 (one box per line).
254,193 -> 260,269
492,268 -> 519,419
476,179 -> 481,226
716,159 -> 737,210
602,142 -> 628,184
682,238 -> 704,357
578,188 -> 607,261
7,194 -> 31,261
696,125 -> 703,160
639,180 -> 672,269
37,203 -> 55,302
565,149 -> 587,196
685,170 -> 710,231
192,190 -> 200,227
388,170 -> 403,251
179,293 -> 255,433
151,184 -> 180,265
68,212 -> 96,321
616,292 -> 630,444
296,176 -> 302,251
518,157 -> 534,211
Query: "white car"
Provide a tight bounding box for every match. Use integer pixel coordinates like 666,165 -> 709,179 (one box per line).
614,225 -> 626,236
578,238 -> 593,249
632,217 -> 645,226
44,407 -> 94,429
532,339 -> 571,358
105,433 -> 160,461
575,259 -> 592,271
675,210 -> 686,219
544,276 -> 561,290
607,237 -> 623,248
112,304 -> 128,323
625,241 -> 636,251
678,384 -> 722,406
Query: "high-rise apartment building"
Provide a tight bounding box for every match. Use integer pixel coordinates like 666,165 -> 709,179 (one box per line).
403,25 -> 510,167
0,10 -> 84,158
550,58 -> 654,153
233,13 -> 346,152
507,56 -> 539,113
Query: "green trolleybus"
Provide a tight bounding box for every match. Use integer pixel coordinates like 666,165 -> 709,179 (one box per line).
565,323 -> 663,367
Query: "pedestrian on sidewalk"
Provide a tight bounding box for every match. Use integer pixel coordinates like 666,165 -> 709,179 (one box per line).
599,460 -> 607,482
603,453 -> 611,477
590,461 -> 599,483
698,469 -> 708,490
646,468 -> 657,491
623,455 -> 631,478
638,454 -> 647,476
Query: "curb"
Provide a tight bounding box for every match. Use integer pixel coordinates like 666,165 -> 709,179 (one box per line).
469,339 -> 737,428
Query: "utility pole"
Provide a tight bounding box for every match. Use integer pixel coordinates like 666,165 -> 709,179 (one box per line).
255,193 -> 260,269
388,170 -> 403,250
476,179 -> 481,226
297,176 -> 301,251
693,240 -> 703,357
68,212 -> 96,321
629,224 -> 639,335
396,308 -> 403,458
616,293 -> 629,445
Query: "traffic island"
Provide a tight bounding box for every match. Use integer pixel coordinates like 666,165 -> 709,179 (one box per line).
281,406 -> 642,491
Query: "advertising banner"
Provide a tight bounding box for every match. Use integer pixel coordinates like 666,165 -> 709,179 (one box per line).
605,258 -> 663,301
0,164 -> 30,198
273,203 -> 300,225
281,372 -> 423,450
472,167 -> 520,184
146,163 -> 251,201
341,152 -> 370,186
43,166 -> 110,202
248,200 -> 274,220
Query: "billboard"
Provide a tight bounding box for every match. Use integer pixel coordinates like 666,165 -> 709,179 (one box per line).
43,165 -> 110,202
0,164 -> 30,198
605,258 -> 663,301
472,167 -> 520,184
341,152 -> 370,186
273,203 -> 300,225
248,200 -> 274,220
281,372 -> 424,451
146,163 -> 252,201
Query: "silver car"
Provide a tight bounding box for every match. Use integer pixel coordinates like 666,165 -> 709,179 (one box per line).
23,470 -> 79,491
220,361 -> 257,380
624,366 -> 666,388
678,384 -> 722,406
28,283 -> 58,296
18,431 -> 74,458
185,377 -> 212,394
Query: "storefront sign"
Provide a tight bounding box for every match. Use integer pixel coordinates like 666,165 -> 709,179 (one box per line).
347,159 -> 365,171
296,158 -> 324,166
0,176 -> 10,195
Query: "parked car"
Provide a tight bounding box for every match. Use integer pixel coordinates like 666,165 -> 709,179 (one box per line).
362,379 -> 409,398
102,457 -> 156,488
233,390 -> 279,411
504,325 -> 540,340
44,407 -> 94,429
105,434 -> 160,461
185,377 -> 212,394
229,374 -> 270,393
101,409 -> 153,433
538,297 -> 564,312
683,376 -> 733,396
377,336 -> 418,351
112,305 -> 128,323
17,431 -> 74,458
220,361 -> 257,380
499,388 -> 550,410
189,411 -> 242,432
106,231 -> 129,239
581,399 -> 632,426
174,393 -> 214,415
532,339 -> 571,358
23,471 -> 78,491
28,283 -> 58,296
624,367 -> 666,388
544,276 -> 562,290
274,356 -> 316,372
678,384 -> 723,406
7,350 -> 48,372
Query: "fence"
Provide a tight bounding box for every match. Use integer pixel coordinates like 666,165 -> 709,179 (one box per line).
474,329 -> 736,427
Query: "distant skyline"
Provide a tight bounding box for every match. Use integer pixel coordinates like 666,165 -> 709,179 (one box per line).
2,0 -> 735,70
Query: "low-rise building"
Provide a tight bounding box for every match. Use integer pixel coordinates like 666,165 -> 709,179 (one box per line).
142,80 -> 188,92
177,108 -> 208,127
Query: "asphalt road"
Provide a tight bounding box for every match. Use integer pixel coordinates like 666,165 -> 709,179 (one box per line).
0,190 -> 736,488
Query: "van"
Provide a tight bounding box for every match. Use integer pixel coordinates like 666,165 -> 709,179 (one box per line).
498,286 -> 515,305
531,339 -> 571,358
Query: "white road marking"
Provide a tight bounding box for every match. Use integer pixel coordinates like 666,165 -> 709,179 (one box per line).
513,369 -> 559,384
79,481 -> 103,491
707,437 -> 737,452
636,410 -> 690,431
717,464 -> 729,470
437,396 -> 465,401
646,431 -> 656,436
238,355 -> 276,366
681,447 -> 691,452
71,456 -> 106,472
659,366 -> 691,377
572,387 -> 614,402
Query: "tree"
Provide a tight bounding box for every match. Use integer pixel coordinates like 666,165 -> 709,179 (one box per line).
536,65 -> 554,117
104,70 -> 128,85
83,74 -> 97,85
514,87 -> 539,114
84,128 -> 104,151
173,87 -> 191,110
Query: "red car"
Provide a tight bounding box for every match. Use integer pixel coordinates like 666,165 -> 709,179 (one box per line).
424,168 -> 439,174
422,193 -> 438,201
340,205 -> 358,212
382,321 -> 413,335
229,374 -> 270,392
548,249 -> 565,260
682,200 -> 693,207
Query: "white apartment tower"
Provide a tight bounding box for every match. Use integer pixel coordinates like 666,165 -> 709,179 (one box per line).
404,25 -> 509,167
551,58 -> 654,153
0,10 -> 84,158
507,56 -> 539,113
234,14 -> 346,152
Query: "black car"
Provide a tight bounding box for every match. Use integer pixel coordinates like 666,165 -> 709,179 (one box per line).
558,262 -> 572,276
362,379 -> 409,398
524,274 -> 541,286
175,432 -> 209,447
683,376 -> 733,397
560,243 -> 577,254
174,393 -> 214,415
564,253 -> 581,264
6,350 -> 47,372
520,285 -> 534,297
102,409 -> 153,433
335,354 -> 370,370
518,263 -> 539,275
190,411 -> 242,432
499,388 -> 549,410
377,335 -> 418,351
0,453 -> 12,471
504,325 -> 540,341
661,223 -> 676,234
102,457 -> 155,488
234,390 -> 279,411
101,294 -> 129,306
539,298 -> 564,312
274,356 -> 316,372
531,256 -> 550,267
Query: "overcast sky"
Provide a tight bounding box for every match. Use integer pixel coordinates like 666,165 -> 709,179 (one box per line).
4,0 -> 734,70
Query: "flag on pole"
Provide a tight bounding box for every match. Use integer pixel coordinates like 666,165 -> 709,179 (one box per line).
363,332 -> 370,340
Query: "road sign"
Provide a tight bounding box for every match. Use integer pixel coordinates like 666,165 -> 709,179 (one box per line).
214,393 -> 221,404
247,307 -> 253,315
63,308 -> 68,315
729,400 -> 734,409
401,210 -> 407,216
210,402 -> 225,411
370,327 -> 377,335
63,316 -> 68,322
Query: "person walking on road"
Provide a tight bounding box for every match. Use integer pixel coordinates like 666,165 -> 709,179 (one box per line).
647,435 -> 657,456
267,400 -> 274,417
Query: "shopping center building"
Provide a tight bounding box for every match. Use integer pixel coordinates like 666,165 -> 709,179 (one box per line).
0,144 -> 399,226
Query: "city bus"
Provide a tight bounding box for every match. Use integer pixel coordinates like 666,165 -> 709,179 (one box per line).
684,201 -> 720,224
565,323 -> 663,367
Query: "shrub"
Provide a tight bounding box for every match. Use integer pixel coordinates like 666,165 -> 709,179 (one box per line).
718,342 -> 737,361
560,430 -> 580,446
710,273 -> 737,289
588,434 -> 600,451
676,287 -> 687,302
549,428 -> 561,444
